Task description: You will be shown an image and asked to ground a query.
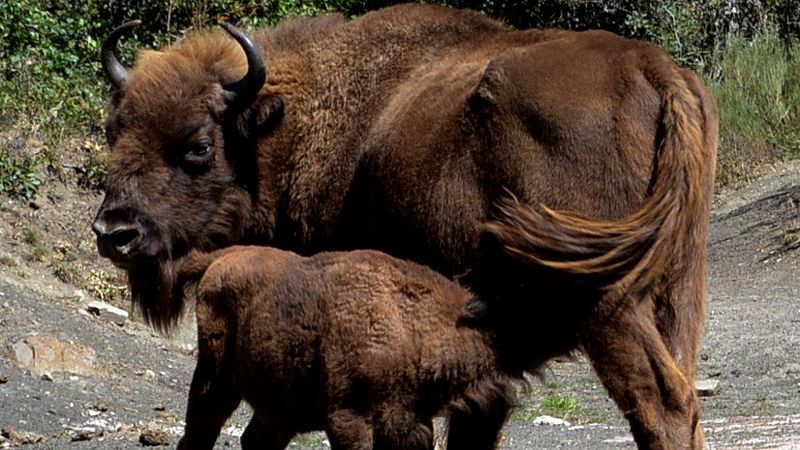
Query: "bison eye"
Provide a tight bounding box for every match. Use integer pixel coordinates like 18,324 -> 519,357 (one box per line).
183,142 -> 213,166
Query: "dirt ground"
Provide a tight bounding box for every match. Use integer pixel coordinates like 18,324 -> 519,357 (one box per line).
0,158 -> 798,449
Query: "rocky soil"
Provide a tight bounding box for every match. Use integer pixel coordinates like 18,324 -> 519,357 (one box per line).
0,159 -> 798,449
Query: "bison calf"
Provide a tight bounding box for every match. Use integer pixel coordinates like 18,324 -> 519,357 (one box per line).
175,246 -> 516,450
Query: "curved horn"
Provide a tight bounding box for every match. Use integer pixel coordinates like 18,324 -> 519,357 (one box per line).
220,22 -> 267,108
102,20 -> 142,89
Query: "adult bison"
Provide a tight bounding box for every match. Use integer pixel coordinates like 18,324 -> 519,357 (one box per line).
93,4 -> 718,449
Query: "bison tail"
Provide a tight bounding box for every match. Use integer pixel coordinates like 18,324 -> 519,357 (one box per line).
484,65 -> 714,296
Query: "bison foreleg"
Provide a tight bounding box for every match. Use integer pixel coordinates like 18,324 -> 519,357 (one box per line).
177,359 -> 241,450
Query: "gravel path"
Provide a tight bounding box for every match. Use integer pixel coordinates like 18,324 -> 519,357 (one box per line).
1,162 -> 798,449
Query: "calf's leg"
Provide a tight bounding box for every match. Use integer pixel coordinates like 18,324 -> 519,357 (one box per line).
366,405 -> 433,450
177,303 -> 239,450
176,355 -> 240,450
240,415 -> 294,450
326,409 -> 373,450
445,388 -> 512,450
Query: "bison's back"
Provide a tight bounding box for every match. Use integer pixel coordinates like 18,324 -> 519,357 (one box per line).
311,250 -> 494,413
349,27 -> 713,276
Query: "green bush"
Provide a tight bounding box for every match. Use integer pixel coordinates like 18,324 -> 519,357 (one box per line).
710,29 -> 800,184
0,0 -> 799,196
0,150 -> 41,199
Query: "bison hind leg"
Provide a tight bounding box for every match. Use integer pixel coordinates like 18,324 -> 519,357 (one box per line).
583,293 -> 702,450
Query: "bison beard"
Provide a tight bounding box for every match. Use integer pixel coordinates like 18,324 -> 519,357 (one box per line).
127,258 -> 182,332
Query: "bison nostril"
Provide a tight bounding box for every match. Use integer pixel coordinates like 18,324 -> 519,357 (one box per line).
110,226 -> 140,249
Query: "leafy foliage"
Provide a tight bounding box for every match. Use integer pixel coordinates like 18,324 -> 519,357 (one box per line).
710,29 -> 800,185
0,0 -> 798,198
0,150 -> 41,199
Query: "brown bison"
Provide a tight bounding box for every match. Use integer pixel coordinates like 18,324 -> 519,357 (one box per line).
94,4 -> 718,449
175,245 -> 517,450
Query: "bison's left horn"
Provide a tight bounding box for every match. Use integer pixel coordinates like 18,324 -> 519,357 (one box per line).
220,22 -> 267,109
101,20 -> 141,89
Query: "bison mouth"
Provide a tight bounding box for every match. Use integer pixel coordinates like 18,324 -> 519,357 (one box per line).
94,221 -> 191,331
97,237 -> 142,270
93,216 -> 171,269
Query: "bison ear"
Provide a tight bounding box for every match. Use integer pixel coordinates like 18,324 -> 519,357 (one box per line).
231,93 -> 285,140
250,93 -> 285,131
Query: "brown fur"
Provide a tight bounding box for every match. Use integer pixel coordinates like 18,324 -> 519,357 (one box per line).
95,4 -> 719,449
174,246 -> 516,450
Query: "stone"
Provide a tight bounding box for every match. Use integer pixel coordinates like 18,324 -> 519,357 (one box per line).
532,415 -> 571,426
0,371 -> 9,384
83,401 -> 109,412
1,427 -> 45,445
86,301 -> 129,326
69,427 -> 102,442
9,336 -> 105,378
695,378 -> 720,397
136,368 -> 157,380
139,427 -> 170,446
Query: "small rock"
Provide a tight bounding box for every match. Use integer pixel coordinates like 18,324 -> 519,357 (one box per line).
532,415 -> 571,426
139,428 -> 170,446
10,340 -> 34,368
1,427 -> 45,445
153,405 -> 166,412
41,373 -> 54,382
0,372 -> 8,384
695,378 -> 720,397
69,427 -> 101,442
9,336 -> 105,378
136,368 -> 157,380
86,301 -> 129,326
83,401 -> 109,412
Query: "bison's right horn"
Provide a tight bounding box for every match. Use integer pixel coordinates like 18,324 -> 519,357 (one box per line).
220,22 -> 267,109
102,20 -> 141,89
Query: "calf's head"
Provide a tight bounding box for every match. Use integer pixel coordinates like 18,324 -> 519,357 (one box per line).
93,22 -> 283,329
